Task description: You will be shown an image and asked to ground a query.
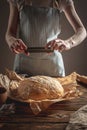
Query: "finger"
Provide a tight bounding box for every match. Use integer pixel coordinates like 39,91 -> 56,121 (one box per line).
10,47 -> 20,54
50,41 -> 57,50
47,41 -> 57,50
18,39 -> 27,50
13,44 -> 24,53
51,43 -> 57,50
14,39 -> 27,53
15,46 -> 29,56
56,39 -> 66,46
59,45 -> 66,52
10,42 -> 21,51
55,39 -> 65,44
53,44 -> 59,50
51,40 -> 62,50
21,43 -> 27,50
13,49 -> 20,54
45,41 -> 53,49
16,47 -> 24,53
17,40 -> 28,55
23,48 -> 29,56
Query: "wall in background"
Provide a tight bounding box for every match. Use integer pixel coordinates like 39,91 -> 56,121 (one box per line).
0,0 -> 14,74
60,0 -> 87,75
0,0 -> 87,75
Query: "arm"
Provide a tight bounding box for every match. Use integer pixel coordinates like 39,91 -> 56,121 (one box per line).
5,2 -> 29,55
63,1 -> 87,48
46,1 -> 87,52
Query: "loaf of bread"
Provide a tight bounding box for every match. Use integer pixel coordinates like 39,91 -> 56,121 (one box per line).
16,76 -> 64,101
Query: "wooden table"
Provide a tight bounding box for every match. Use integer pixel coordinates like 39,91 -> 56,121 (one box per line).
0,84 -> 87,130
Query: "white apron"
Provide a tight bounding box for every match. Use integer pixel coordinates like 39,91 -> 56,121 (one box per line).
14,4 -> 65,77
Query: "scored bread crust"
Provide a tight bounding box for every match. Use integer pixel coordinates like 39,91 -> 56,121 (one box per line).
17,76 -> 64,100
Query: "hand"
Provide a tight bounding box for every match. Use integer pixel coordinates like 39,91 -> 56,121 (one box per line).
8,38 -> 29,56
45,39 -> 71,52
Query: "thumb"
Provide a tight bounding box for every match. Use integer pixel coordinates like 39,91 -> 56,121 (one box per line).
24,48 -> 30,56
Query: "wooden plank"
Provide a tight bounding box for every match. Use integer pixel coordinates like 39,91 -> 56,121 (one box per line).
48,103 -> 87,111
0,113 -> 69,123
0,123 -> 67,130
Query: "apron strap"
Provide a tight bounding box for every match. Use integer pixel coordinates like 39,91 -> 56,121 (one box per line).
18,0 -> 25,11
52,0 -> 60,9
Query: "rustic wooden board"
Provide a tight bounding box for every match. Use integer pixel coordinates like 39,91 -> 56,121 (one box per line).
0,123 -> 67,130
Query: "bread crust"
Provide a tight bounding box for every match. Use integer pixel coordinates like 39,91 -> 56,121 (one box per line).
17,76 -> 64,100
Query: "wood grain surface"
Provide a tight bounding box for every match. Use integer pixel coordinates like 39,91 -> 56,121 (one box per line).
0,84 -> 87,130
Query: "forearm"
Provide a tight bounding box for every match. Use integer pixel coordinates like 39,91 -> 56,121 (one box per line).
63,1 -> 87,49
65,27 -> 87,48
6,2 -> 19,46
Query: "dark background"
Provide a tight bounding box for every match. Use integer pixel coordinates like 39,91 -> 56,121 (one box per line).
0,0 -> 87,75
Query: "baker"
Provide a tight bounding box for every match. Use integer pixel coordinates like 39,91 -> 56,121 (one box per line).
6,0 -> 86,77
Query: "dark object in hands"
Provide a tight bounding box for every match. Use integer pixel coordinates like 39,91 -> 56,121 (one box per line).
25,47 -> 53,53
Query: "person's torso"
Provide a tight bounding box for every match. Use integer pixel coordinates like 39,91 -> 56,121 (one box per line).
19,4 -> 61,47
14,0 -> 65,77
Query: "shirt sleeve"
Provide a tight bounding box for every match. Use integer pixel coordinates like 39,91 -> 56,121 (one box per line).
59,0 -> 74,12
